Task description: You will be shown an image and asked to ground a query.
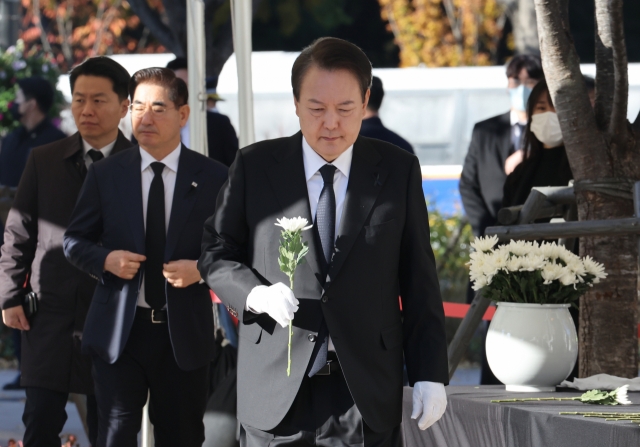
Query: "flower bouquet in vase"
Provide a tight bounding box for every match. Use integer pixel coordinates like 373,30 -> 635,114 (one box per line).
469,236 -> 607,392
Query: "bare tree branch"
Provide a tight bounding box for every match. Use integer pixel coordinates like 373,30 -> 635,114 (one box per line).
31,0 -> 53,54
533,0 -> 609,180
603,0 -> 628,145
128,0 -> 184,56
93,0 -> 122,55
594,0 -> 615,131
56,1 -> 73,67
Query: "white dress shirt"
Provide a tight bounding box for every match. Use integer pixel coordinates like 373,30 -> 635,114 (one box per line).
302,137 -> 353,351
137,144 -> 181,308
302,137 -> 353,236
81,138 -> 116,169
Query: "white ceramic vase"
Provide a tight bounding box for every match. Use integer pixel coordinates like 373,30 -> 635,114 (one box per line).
486,302 -> 578,392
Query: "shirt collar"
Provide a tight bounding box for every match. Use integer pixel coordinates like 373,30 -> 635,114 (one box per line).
140,143 -> 182,173
82,138 -> 117,158
302,136 -> 353,182
510,109 -> 526,126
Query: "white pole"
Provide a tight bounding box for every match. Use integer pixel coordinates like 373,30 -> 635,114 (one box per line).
187,0 -> 208,155
230,0 -> 255,148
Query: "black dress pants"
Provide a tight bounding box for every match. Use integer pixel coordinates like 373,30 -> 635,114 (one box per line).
92,317 -> 209,447
23,387 -> 98,447
241,360 -> 400,447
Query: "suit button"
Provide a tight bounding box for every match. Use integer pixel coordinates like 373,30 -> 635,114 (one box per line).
308,334 -> 317,342
321,295 -> 328,303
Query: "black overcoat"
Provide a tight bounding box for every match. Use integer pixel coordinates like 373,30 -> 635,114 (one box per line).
0,131 -> 132,394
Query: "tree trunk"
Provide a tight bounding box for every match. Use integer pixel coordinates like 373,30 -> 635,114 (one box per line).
533,0 -> 640,378
498,0 -> 540,55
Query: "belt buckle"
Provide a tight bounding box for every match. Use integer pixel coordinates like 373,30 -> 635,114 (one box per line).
151,309 -> 164,324
316,360 -> 332,376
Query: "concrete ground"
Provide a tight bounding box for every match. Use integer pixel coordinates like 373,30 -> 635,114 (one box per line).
0,370 -> 89,447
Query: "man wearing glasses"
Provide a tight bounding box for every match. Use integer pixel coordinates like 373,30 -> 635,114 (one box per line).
64,67 -> 228,445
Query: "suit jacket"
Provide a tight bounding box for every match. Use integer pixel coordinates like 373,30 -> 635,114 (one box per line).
359,116 -> 414,154
64,145 -> 228,371
459,112 -> 512,236
207,111 -> 239,166
198,132 -> 448,433
0,118 -> 67,187
0,131 -> 132,394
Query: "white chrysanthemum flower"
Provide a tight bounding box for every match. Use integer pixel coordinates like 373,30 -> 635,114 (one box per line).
506,255 -> 523,272
518,254 -> 546,272
471,275 -> 488,291
275,216 -> 313,232
583,256 -> 608,283
566,258 -> 587,278
559,269 -> 578,286
540,242 -> 563,260
614,385 -> 631,405
541,263 -> 565,284
507,240 -> 536,257
470,235 -> 499,253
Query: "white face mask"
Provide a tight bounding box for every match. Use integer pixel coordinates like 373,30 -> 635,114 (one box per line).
530,111 -> 563,147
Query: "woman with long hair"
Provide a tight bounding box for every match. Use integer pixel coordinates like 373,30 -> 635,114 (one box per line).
502,79 -> 573,208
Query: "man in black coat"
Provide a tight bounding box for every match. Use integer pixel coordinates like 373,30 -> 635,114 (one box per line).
459,54 -> 543,237
64,67 -> 228,446
167,57 -> 240,166
0,77 -> 66,188
198,37 -> 448,447
0,57 -> 132,446
359,76 -> 414,154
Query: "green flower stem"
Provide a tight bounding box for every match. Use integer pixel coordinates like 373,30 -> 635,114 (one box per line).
287,276 -> 293,377
491,397 -> 581,403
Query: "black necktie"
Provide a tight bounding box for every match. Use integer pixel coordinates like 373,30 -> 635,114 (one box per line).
145,162 -> 167,310
88,149 -> 104,163
308,164 -> 337,377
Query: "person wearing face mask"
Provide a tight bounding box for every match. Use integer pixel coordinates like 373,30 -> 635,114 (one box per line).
502,79 -> 573,209
459,54 -> 543,239
0,77 -> 66,189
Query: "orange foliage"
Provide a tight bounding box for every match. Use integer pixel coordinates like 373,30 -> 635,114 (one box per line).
19,0 -> 164,70
378,0 -> 505,67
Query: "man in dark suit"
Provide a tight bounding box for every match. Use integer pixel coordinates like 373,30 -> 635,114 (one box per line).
64,67 -> 227,446
459,54 -> 543,237
0,57 -> 132,446
359,76 -> 414,154
0,77 -> 66,188
167,57 -> 240,166
198,37 -> 448,447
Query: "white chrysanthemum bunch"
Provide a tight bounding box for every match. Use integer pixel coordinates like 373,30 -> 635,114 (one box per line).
468,236 -> 607,304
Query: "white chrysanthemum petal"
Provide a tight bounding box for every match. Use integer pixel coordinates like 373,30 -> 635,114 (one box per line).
470,235 -> 499,253
275,216 -> 313,232
615,385 -> 631,405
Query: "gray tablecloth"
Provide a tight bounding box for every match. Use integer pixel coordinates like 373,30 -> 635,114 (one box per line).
401,385 -> 640,447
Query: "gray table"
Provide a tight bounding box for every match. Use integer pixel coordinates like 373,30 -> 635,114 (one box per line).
401,385 -> 640,447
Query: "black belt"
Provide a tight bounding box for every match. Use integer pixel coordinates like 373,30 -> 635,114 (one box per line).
315,352 -> 341,376
135,307 -> 167,323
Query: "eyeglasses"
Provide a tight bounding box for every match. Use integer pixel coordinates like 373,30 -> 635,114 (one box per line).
128,103 -> 176,117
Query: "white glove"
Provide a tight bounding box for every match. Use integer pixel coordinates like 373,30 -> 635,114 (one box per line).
245,283 -> 299,328
411,381 -> 447,430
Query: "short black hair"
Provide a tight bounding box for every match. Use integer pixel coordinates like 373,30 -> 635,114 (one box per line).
129,67 -> 188,107
292,37 -> 372,102
69,56 -> 130,101
166,57 -> 188,71
16,77 -> 55,113
367,76 -> 384,111
506,54 -> 543,81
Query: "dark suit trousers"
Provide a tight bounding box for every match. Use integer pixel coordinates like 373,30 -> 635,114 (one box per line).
23,387 -> 98,446
92,316 -> 209,447
240,362 -> 400,447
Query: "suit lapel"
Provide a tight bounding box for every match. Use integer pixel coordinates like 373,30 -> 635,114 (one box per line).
327,137 -> 387,286
165,146 -> 201,261
115,147 -> 145,254
265,133 -> 324,287
112,130 -> 134,154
